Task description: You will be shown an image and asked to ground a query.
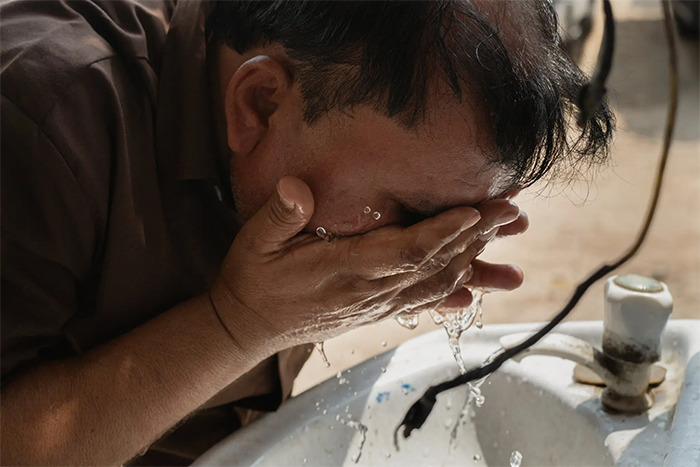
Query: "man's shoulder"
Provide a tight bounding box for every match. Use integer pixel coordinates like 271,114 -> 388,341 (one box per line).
0,0 -> 175,124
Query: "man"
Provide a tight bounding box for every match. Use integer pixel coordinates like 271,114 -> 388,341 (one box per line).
0,0 -> 613,464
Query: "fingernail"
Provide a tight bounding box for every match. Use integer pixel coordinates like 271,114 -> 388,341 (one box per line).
495,208 -> 519,226
276,184 -> 296,212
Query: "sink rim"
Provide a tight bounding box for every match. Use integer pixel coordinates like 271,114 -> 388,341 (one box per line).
194,319 -> 700,466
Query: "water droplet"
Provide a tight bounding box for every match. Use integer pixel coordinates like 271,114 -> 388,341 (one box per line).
363,206 -> 372,214
429,309 -> 445,325
303,458 -> 307,464
385,452 -> 392,459
315,342 -> 331,367
372,211 -> 381,220
473,454 -> 482,461
509,450 -> 523,467
315,226 -> 334,242
322,409 -> 327,415
396,312 -> 419,329
381,367 -> 386,373
380,340 -> 387,347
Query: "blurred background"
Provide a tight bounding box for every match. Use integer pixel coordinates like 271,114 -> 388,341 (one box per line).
294,0 -> 700,394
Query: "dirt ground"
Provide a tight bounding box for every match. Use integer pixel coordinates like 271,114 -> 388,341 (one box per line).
293,0 -> 700,394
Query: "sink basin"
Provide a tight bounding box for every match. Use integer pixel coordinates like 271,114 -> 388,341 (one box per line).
195,320 -> 700,466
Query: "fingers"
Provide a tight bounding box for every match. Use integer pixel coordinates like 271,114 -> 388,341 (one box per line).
373,258 -> 522,319
464,259 -> 523,291
495,210 -> 528,238
346,206 -> 481,278
384,248 -> 474,309
386,260 -> 522,321
407,199 -> 519,279
472,199 -> 521,238
240,177 -> 315,255
438,287 -> 474,309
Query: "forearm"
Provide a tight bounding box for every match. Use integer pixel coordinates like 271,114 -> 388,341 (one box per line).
1,293 -> 270,466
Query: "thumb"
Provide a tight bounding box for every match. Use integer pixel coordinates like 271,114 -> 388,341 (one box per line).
246,176 -> 315,254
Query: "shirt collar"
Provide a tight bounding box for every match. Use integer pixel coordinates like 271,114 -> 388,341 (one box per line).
155,0 -> 220,181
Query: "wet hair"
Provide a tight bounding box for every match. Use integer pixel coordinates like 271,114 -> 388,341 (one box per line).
207,0 -> 614,189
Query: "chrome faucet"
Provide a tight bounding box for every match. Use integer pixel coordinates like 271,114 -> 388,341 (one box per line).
499,274 -> 673,414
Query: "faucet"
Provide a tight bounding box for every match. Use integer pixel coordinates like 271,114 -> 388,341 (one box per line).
499,274 -> 673,414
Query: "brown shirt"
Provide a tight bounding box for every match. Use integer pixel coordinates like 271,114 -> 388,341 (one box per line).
1,0 -> 310,463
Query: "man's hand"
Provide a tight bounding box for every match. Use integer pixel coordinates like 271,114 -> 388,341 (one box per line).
211,177 -> 523,355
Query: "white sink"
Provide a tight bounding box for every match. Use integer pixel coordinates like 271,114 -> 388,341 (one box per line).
195,320 -> 700,466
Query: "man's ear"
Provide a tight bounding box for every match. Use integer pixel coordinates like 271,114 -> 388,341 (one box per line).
224,55 -> 292,155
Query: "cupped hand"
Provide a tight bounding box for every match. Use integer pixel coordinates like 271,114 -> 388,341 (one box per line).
210,177 -> 523,355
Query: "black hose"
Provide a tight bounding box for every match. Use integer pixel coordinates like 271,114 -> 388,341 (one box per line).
395,0 -> 679,447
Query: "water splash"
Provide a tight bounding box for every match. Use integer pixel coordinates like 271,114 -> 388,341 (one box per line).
395,312 -> 419,330
338,415 -> 368,464
336,371 -> 349,385
431,289 -> 486,372
314,342 -> 331,367
509,450 -> 523,467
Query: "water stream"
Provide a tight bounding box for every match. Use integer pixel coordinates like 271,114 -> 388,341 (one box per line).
314,342 -> 331,367
430,289 -> 486,373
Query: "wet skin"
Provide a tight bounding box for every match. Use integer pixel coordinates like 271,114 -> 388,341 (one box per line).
211,50 -> 527,348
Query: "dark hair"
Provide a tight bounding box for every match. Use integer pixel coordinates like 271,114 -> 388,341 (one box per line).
207,0 -> 614,189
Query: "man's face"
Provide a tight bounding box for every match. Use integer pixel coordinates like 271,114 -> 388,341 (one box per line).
230,91 -> 511,235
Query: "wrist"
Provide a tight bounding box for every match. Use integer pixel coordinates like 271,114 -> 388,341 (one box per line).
208,279 -> 278,360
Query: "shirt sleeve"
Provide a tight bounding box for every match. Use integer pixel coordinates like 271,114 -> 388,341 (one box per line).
1,95 -> 98,383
